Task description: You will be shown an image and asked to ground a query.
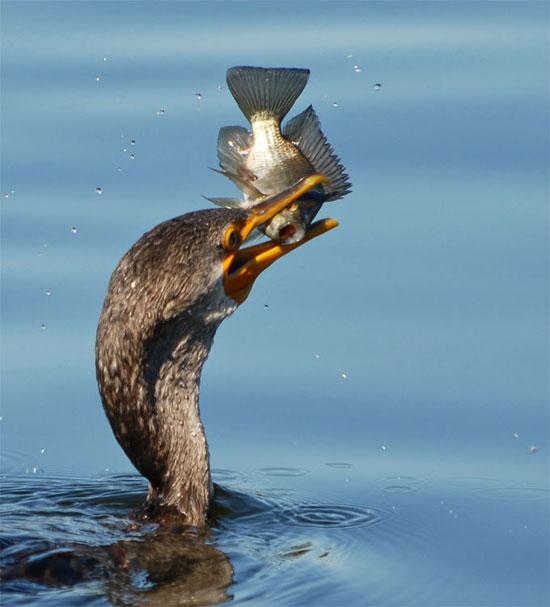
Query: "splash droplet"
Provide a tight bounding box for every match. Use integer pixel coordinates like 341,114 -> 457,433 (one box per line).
156,108 -> 165,116
528,445 -> 539,454
314,354 -> 320,359
41,324 -> 47,330
129,153 -> 135,160
130,139 -> 136,145
374,83 -> 382,91
346,54 -> 353,59
116,166 -> 122,172
341,372 -> 348,379
103,57 -> 108,62
332,102 -> 339,108
122,147 -> 127,153
70,226 -> 77,234
195,92 -> 203,100
45,290 -> 51,296
353,65 -> 362,73
381,444 -> 387,451
513,432 -> 519,439
217,84 -> 223,92
95,187 -> 102,195
96,76 -> 101,82
40,448 -> 45,455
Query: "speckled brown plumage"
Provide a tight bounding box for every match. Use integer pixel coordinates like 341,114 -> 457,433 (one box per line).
96,208 -> 246,527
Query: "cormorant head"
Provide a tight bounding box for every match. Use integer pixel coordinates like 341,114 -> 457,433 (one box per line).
221,174 -> 337,305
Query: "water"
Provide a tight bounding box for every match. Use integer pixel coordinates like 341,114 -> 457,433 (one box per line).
1,1 -> 549,605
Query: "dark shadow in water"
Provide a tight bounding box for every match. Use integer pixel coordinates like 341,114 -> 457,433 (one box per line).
0,473 -> 384,606
0,476 -> 241,606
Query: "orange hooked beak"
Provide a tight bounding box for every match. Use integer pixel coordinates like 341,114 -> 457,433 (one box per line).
223,174 -> 339,305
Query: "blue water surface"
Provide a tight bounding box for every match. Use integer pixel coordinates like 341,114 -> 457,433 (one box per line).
1,2 -> 549,606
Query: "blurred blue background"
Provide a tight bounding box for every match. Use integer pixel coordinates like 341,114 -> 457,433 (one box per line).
1,2 -> 548,604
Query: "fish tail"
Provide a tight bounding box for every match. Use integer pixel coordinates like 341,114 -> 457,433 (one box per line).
226,66 -> 310,123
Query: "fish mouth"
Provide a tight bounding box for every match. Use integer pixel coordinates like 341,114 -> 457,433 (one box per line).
223,174 -> 338,304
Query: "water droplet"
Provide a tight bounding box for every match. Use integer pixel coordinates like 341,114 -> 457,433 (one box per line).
217,84 -> 223,92
116,166 -> 122,172
353,65 -> 362,73
314,354 -> 320,359
129,153 -> 135,160
227,140 -> 235,148
341,372 -> 348,379
346,54 -> 353,59
512,432 -> 519,439
264,304 -> 269,310
374,83 -> 382,91
195,92 -> 203,100
449,509 -> 454,515
528,445 -> 539,454
95,186 -> 102,195
96,76 -> 101,82
40,448 -> 45,455
156,108 -> 165,116
70,226 -> 77,234
32,467 -> 38,474
103,57 -> 108,62
332,102 -> 339,108
130,139 -> 136,145
3,193 -> 9,199
10,190 -> 15,194
122,147 -> 127,153
381,444 -> 387,451
41,324 -> 47,330
45,290 -> 51,296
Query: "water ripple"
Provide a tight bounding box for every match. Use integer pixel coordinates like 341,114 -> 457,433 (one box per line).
258,467 -> 309,477
279,503 -> 382,529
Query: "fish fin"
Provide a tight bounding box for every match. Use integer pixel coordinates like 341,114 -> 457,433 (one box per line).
217,126 -> 251,177
283,105 -> 352,201
226,66 -> 310,122
210,167 -> 265,201
202,196 -> 245,209
244,228 -> 264,243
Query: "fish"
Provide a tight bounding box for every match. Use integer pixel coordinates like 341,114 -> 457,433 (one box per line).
206,66 -> 351,244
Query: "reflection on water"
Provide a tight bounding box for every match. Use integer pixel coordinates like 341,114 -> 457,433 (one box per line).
1,469 -> 548,606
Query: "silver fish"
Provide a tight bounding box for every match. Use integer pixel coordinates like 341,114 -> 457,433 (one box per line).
207,66 -> 351,243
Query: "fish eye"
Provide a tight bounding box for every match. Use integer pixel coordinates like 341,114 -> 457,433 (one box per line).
223,225 -> 240,251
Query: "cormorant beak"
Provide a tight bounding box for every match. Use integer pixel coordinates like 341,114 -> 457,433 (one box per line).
223,174 -> 339,305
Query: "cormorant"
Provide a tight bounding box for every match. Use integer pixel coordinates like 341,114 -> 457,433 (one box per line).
96,175 -> 337,527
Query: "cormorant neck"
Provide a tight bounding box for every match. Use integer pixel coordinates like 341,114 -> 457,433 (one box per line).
97,298 -> 230,527
143,313 -> 216,523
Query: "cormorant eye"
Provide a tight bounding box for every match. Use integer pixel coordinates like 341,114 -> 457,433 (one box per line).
223,225 -> 240,251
